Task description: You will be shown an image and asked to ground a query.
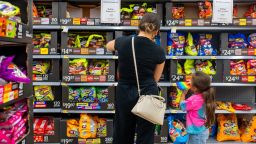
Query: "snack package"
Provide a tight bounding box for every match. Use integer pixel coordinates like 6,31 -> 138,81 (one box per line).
131,3 -> 156,19
195,60 -> 216,75
0,1 -> 20,17
80,87 -> 97,103
45,119 -> 54,135
217,114 -> 240,142
0,56 -> 30,83
177,62 -> 184,75
185,33 -> 197,56
34,86 -> 54,101
69,59 -> 88,75
167,115 -> 189,144
198,0 -> 212,19
97,87 -> 108,103
172,6 -> 184,19
167,32 -> 185,56
79,114 -> 97,139
247,60 -> 256,75
88,60 -> 107,75
244,4 -> 256,18
169,87 -> 183,109
184,60 -> 195,75
241,116 -> 256,142
248,33 -> 256,49
197,34 -> 216,56
67,119 -> 79,137
232,103 -> 252,111
233,5 -> 238,18
230,60 -> 247,75
68,87 -> 81,102
121,5 -> 133,19
33,33 -> 51,49
228,34 -> 248,49
33,60 -> 50,75
216,101 -> 236,113
97,118 -> 107,137
33,3 -> 39,17
209,123 -> 217,137
36,5 -> 52,18
34,118 -> 48,135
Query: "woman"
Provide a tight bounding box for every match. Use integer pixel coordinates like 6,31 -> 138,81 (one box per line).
106,13 -> 166,144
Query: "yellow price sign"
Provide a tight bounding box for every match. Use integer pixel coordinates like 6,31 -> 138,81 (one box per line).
185,19 -> 192,26
73,18 -> 81,25
62,110 -> 68,113
40,48 -> 48,55
239,19 -> 247,26
248,76 -> 255,82
63,55 -> 69,59
211,56 -> 217,59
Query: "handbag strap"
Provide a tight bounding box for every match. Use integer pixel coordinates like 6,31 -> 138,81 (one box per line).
132,36 -> 141,97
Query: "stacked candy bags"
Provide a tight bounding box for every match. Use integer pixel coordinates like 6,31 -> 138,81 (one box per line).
0,102 -> 28,144
33,60 -> 51,75
33,33 -> 51,49
34,118 -> 55,142
121,3 -> 156,20
34,86 -> 54,101
68,33 -> 105,49
66,114 -> 107,139
228,33 -> 256,49
230,60 -> 256,76
177,60 -> 216,75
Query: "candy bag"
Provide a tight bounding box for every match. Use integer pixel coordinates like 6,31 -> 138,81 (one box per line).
80,87 -> 96,103
230,60 -> 247,75
97,118 -> 107,137
216,101 -> 236,113
209,123 -> 217,137
217,114 -> 240,142
167,115 -> 189,144
184,60 -> 195,75
33,60 -> 50,75
185,33 -> 197,56
228,34 -> 248,49
177,62 -> 183,75
91,61 -> 106,75
244,4 -> 256,18
195,60 -> 216,75
67,119 -> 79,137
232,103 -> 252,111
170,87 -> 183,109
34,86 -> 54,101
247,60 -> 256,75
68,87 -> 80,102
0,1 -> 20,17
198,0 -> 212,19
248,33 -> 256,49
97,87 -> 108,103
197,34 -> 216,56
79,114 -> 97,139
172,6 -> 184,19
167,32 -> 185,56
69,59 -> 88,75
241,116 -> 256,142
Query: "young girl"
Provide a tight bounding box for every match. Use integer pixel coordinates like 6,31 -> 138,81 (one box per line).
180,71 -> 216,144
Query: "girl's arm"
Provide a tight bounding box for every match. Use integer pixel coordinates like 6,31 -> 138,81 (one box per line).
154,62 -> 165,82
106,40 -> 115,51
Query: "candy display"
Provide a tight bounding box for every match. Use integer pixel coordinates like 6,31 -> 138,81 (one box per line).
248,33 -> 256,49
172,6 -> 184,19
241,116 -> 256,142
230,60 -> 247,75
185,33 -> 197,56
195,60 -> 216,75
197,34 -> 216,56
0,101 -> 28,143
67,114 -> 107,139
198,0 -> 212,19
167,32 -> 185,56
216,101 -> 236,113
33,33 -> 51,49
217,114 -> 240,142
34,86 -> 54,101
0,56 -> 30,83
68,33 -> 105,49
33,60 -> 50,75
0,1 -> 20,18
244,4 -> 256,18
34,117 -> 55,143
247,60 -> 256,75
169,87 -> 183,109
121,3 -> 156,20
69,59 -> 88,75
228,34 -> 248,49
167,115 -> 189,144
35,4 -> 52,18
232,103 -> 252,111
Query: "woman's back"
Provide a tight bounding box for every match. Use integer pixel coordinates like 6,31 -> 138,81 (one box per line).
115,35 -> 165,84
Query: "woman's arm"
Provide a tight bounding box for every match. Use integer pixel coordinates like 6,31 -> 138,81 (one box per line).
106,40 -> 115,52
154,62 -> 165,82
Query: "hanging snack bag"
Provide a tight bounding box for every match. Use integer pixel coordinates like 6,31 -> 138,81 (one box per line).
34,86 -> 54,101
33,60 -> 50,75
185,33 -> 197,56
167,32 -> 185,56
184,60 -> 195,75
230,60 -> 247,75
241,116 -> 256,142
170,87 -> 183,109
217,114 -> 240,142
167,115 -> 189,144
228,34 -> 248,49
97,87 -> 108,103
248,33 -> 256,49
80,87 -> 97,103
79,114 -> 97,139
97,118 -> 107,137
197,34 -> 216,56
247,60 -> 256,75
69,59 -> 88,75
67,119 -> 79,137
68,87 -> 80,102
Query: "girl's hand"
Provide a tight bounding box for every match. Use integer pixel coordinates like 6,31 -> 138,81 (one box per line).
181,90 -> 188,101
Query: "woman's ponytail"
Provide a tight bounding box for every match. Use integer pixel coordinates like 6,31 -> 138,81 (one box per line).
202,87 -> 216,128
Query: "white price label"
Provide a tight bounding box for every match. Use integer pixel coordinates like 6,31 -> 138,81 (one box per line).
212,0 -> 233,24
101,0 -> 121,23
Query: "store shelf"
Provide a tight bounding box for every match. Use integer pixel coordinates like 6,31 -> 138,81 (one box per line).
62,82 -> 117,86
159,82 -> 256,87
33,55 -> 61,59
33,108 -> 62,113
0,36 -> 31,45
166,56 -> 256,60
61,110 -> 115,114
171,0 -> 255,2
33,82 -> 61,86
0,95 -> 29,109
33,25 -> 62,30
61,55 -> 118,59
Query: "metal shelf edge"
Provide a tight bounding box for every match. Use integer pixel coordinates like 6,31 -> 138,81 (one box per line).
33,108 -> 62,113
33,82 -> 61,86
33,55 -> 61,59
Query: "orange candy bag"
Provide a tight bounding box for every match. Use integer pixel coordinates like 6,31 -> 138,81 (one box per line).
79,114 -> 97,139
67,119 -> 79,137
241,116 -> 256,142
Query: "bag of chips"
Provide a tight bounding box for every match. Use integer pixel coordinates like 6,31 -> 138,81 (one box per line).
230,60 -> 247,75
79,114 -> 97,139
67,119 -> 79,137
216,101 -> 236,113
97,118 -> 107,137
247,60 -> 256,75
80,87 -> 97,103
241,116 -> 256,142
184,60 -> 195,75
185,33 -> 197,56
34,86 -> 54,101
217,114 -> 240,142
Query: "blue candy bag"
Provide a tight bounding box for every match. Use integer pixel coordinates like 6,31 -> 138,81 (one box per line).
197,34 -> 217,56
167,32 -> 185,56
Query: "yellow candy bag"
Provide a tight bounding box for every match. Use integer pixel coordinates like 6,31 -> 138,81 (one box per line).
241,116 -> 256,142
67,119 -> 79,137
79,114 -> 97,139
216,101 -> 236,113
217,114 -> 240,142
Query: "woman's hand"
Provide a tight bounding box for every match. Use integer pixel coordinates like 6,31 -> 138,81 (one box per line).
106,40 -> 115,52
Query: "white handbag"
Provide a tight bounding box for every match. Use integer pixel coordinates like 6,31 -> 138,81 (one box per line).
131,37 -> 166,125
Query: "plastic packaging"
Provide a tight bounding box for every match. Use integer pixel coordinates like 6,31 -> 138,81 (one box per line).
34,86 -> 54,101
69,59 -> 88,75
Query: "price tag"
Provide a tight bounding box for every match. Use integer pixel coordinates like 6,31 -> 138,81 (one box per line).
73,18 -> 81,25
225,76 -> 240,82
62,48 -> 72,55
62,26 -> 69,33
62,110 -> 68,113
171,110 -> 178,113
185,19 -> 192,26
239,19 -> 247,26
61,139 -> 74,144
112,56 -> 118,59
63,75 -> 75,82
248,76 -> 255,82
81,48 -> 88,54
40,48 -> 48,55
53,101 -> 61,107
171,27 -> 177,33
160,137 -> 168,143
172,56 -> 177,59
171,75 -> 184,82
222,49 -> 234,56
